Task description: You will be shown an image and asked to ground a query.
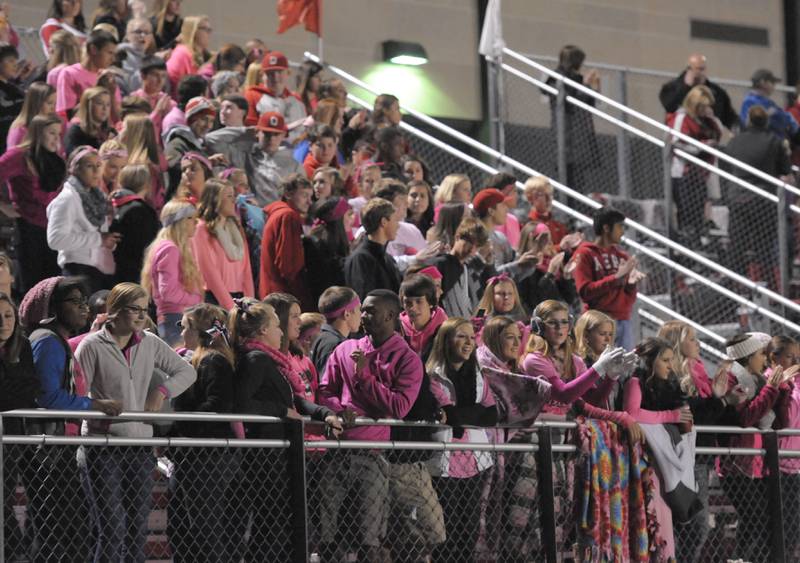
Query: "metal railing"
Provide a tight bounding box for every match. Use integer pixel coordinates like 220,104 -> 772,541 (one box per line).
3,409 -> 800,562
304,51 -> 799,347
496,48 -> 800,301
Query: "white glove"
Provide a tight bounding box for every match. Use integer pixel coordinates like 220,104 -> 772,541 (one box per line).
602,349 -> 639,380
592,346 -> 625,377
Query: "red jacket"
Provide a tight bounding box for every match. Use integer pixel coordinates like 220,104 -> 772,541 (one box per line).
571,241 -> 637,320
244,85 -> 303,127
528,210 -> 569,246
302,151 -> 338,179
259,201 -> 311,307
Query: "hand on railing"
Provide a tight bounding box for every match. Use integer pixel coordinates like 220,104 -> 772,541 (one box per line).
324,415 -> 344,438
339,408 -> 359,428
90,399 -> 123,417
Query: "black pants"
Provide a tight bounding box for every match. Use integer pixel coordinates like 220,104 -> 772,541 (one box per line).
672,173 -> 707,237
16,219 -> 59,293
432,473 -> 484,562
62,263 -> 113,294
722,475 -> 770,563
204,290 -> 244,307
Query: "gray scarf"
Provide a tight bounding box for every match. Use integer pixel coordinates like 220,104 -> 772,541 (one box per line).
69,175 -> 110,228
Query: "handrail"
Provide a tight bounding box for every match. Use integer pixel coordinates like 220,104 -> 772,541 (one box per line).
502,47 -> 800,200
636,308 -> 728,361
306,52 -> 800,319
517,51 -> 796,94
504,62 -> 800,215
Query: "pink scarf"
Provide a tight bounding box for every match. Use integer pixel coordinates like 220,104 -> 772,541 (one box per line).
399,307 -> 448,354
241,339 -> 310,398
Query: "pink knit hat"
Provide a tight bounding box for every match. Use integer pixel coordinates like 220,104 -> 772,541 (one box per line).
19,276 -> 64,333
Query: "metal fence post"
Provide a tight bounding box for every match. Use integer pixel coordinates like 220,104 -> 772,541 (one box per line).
486,56 -> 507,159
778,185 -> 790,307
536,425 -> 557,563
615,69 -> 630,198
763,431 -> 786,563
284,418 -> 309,563
555,81 -> 568,188
662,136 -> 674,242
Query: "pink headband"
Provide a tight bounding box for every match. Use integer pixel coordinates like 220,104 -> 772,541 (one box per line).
418,266 -> 443,280
68,146 -> 99,175
100,149 -> 128,161
219,167 -> 239,181
534,222 -> 550,236
487,272 -> 512,286
323,297 -> 361,321
181,152 -> 213,174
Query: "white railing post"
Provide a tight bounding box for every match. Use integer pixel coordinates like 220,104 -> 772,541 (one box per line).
616,69 -> 631,198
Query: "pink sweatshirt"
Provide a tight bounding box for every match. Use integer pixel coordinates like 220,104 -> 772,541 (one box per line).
149,239 -> 203,317
495,213 -> 520,250
522,352 -> 614,414
622,377 -> 682,424
318,333 -> 423,442
56,63 -> 122,116
191,221 -> 255,310
778,378 -> 800,473
166,45 -> 198,96
0,147 -> 61,228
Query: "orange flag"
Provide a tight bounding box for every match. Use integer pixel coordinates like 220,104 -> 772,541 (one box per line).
276,0 -> 321,36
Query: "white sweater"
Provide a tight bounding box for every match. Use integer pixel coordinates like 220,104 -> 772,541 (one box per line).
46,178 -> 115,274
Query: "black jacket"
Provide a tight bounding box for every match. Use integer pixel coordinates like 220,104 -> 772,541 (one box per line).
344,238 -> 402,299
234,348 -> 333,439
518,269 -> 578,312
310,324 -> 347,377
63,123 -> 113,157
110,195 -> 160,285
659,72 -> 739,130
303,235 -> 347,305
723,127 -> 792,195
0,338 -> 40,435
173,352 -> 236,438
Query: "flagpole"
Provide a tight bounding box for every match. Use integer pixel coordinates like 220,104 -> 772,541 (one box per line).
317,35 -> 324,62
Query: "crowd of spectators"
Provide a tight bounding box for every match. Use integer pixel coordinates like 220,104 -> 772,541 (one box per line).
0,2 -> 797,562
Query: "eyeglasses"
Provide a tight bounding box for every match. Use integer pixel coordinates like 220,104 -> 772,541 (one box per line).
198,26 -> 213,33
543,319 -> 570,328
60,297 -> 89,308
130,29 -> 152,36
123,305 -> 149,317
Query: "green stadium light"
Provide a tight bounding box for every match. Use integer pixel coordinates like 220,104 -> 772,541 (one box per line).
382,40 -> 428,66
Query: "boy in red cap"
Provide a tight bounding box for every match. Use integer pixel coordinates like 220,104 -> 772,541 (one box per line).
244,50 -> 306,140
473,188 -> 539,281
260,173 -> 314,308
206,110 -> 305,205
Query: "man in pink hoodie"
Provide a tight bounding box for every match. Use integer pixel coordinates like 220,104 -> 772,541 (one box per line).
318,289 -> 423,562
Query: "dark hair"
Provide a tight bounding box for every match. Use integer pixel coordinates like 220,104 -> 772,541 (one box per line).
0,44 -> 18,62
280,173 -> 312,200
748,105 -> 769,129
48,0 -> 86,32
401,154 -> 432,184
0,293 -> 24,363
139,56 -> 167,76
51,277 -> 88,324
262,292 -> 301,354
557,45 -> 586,73
430,203 -> 468,248
365,289 -> 401,317
308,124 -> 338,144
318,78 -> 344,101
374,181 -> 408,203
372,93 -> 399,126
376,126 -> 403,161
482,315 -> 518,366
309,197 -> 350,258
121,95 -> 152,117
486,172 -> 517,191
176,75 -> 208,109
213,43 -> 246,72
297,59 -> 323,113
767,335 -> 798,363
221,93 -> 248,113
634,336 -> 684,410
86,29 -> 117,51
455,216 -> 489,247
318,286 -> 358,317
361,198 -> 395,235
592,207 -> 626,236
88,289 -> 109,317
405,180 -> 435,234
400,275 -> 437,308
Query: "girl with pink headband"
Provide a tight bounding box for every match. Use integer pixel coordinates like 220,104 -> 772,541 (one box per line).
46,144 -> 120,293
304,196 -> 356,304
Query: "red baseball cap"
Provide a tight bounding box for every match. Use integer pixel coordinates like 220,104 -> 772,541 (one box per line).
261,51 -> 289,71
256,111 -> 288,133
184,97 -> 216,122
472,188 -> 506,215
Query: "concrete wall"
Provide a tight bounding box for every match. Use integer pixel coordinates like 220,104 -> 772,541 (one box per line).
7,0 -> 787,122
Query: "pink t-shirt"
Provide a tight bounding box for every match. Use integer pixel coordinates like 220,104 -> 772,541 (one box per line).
495,213 -> 520,250
166,44 -> 198,95
56,63 -> 122,115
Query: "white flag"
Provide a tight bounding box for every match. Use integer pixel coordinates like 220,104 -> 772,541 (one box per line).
478,0 -> 505,60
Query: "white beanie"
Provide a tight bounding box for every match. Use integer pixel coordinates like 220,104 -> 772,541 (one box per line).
725,332 -> 771,361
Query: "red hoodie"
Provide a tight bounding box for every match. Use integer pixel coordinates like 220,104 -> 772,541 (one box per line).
571,241 -> 637,320
244,85 -> 303,126
259,201 -> 311,308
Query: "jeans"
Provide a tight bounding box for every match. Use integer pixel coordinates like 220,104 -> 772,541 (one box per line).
615,318 -> 634,350
158,312 -> 184,347
83,446 -> 154,563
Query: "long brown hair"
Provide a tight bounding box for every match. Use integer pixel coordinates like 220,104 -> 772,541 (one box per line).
197,179 -> 242,238
119,114 -> 160,166
75,87 -> 111,137
525,299 -> 577,381
11,83 -> 56,131
0,292 -> 24,363
426,317 -> 474,374
482,315 -> 518,369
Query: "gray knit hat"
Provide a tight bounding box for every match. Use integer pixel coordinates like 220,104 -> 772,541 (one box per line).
725,332 -> 771,361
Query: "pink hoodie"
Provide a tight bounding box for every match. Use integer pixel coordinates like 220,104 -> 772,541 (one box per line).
776,375 -> 800,474
318,333 -> 423,442
149,239 -> 203,317
399,307 -> 447,354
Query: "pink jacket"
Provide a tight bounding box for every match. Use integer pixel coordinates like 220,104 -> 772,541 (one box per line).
778,378 -> 800,473
166,45 -> 198,96
623,377 -> 682,424
399,307 -> 447,355
149,239 -> 203,317
318,333 -> 423,442
522,352 -> 614,415
495,213 -> 520,250
0,147 -> 61,228
191,221 -> 255,310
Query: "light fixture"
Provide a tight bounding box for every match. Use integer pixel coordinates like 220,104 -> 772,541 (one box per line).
382,40 -> 428,66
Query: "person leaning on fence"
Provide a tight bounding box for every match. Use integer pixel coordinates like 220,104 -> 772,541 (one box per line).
571,207 -> 643,350
168,303 -> 240,561
75,282 -> 196,562
716,332 -> 796,563
317,289 -> 424,563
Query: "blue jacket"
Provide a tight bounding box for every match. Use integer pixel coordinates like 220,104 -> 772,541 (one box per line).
31,330 -> 91,411
740,91 -> 798,141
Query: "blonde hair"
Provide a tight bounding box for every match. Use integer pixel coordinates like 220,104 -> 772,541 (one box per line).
523,176 -> 552,199
183,303 -> 235,368
657,320 -> 697,396
141,200 -> 203,295
47,30 -> 81,71
107,282 -> 149,316
178,15 -> 210,67
243,61 -> 262,90
151,0 -> 174,39
435,174 -> 470,205
682,85 -> 715,118
475,276 -> 526,320
99,138 -> 125,157
574,309 -> 615,363
119,113 -> 160,166
228,298 -> 277,347
525,299 -> 577,381
118,163 -> 151,195
426,317 -> 473,374
76,87 -> 111,137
